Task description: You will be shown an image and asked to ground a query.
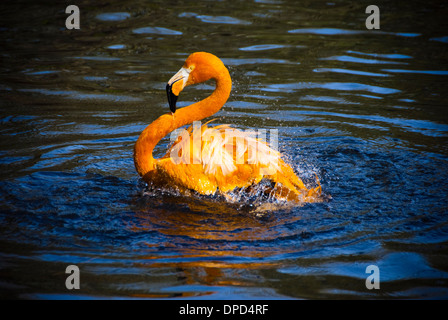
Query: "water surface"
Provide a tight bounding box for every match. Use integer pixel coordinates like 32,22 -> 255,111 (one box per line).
1,0 -> 448,299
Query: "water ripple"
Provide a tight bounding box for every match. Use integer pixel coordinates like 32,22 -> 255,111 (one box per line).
382,69 -> 448,75
222,58 -> 299,66
313,68 -> 389,77
288,28 -> 420,37
18,88 -> 142,102
132,27 -> 182,35
240,44 -> 290,51
106,44 -> 126,50
179,12 -> 251,25
430,36 -> 448,43
254,82 -> 400,94
96,12 -> 131,22
284,110 -> 448,137
320,55 -> 407,65
289,28 -> 364,35
346,50 -> 412,59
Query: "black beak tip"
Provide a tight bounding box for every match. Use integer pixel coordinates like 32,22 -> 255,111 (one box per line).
166,84 -> 178,114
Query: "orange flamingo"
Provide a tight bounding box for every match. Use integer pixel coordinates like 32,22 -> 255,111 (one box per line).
134,52 -> 321,202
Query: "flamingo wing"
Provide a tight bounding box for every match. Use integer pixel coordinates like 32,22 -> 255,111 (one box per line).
154,122 -> 320,201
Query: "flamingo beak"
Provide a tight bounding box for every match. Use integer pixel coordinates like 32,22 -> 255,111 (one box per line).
166,67 -> 190,113
166,83 -> 178,113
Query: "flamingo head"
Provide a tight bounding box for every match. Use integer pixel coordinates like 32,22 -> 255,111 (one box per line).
166,52 -> 226,113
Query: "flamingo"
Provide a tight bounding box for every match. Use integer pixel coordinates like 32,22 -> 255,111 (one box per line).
134,52 -> 321,202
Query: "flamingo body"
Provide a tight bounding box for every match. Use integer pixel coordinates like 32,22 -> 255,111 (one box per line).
134,52 -> 321,202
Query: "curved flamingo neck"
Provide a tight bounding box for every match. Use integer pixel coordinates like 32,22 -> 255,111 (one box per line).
134,65 -> 232,178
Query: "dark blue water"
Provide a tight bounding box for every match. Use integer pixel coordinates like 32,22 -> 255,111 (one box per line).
1,0 -> 448,299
